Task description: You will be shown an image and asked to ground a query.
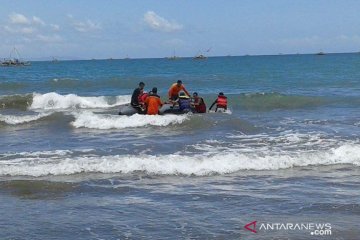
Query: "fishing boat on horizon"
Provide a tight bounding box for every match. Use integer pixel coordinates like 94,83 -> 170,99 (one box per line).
193,47 -> 211,60
193,54 -> 207,59
1,48 -> 31,67
52,57 -> 59,63
167,50 -> 181,60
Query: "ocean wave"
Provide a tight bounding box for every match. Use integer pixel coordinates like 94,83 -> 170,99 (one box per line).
0,94 -> 33,110
232,92 -> 328,110
0,112 -> 54,125
1,92 -> 358,112
50,78 -> 81,86
30,92 -> 130,110
0,82 -> 27,90
71,111 -> 190,129
0,144 -> 359,177
0,93 -> 131,110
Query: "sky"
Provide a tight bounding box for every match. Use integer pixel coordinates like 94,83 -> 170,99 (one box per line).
1,0 -> 360,60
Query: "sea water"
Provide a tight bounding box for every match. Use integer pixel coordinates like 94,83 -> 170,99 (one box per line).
0,54 -> 359,239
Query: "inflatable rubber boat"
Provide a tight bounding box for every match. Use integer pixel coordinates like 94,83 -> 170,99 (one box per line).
118,103 -> 193,115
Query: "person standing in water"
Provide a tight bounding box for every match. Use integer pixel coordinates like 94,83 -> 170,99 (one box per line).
168,80 -> 190,101
144,87 -> 163,115
209,92 -> 227,112
176,92 -> 193,113
192,92 -> 207,113
131,82 -> 145,113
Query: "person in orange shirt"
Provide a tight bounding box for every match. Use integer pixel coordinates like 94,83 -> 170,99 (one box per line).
144,87 -> 163,115
168,80 -> 190,101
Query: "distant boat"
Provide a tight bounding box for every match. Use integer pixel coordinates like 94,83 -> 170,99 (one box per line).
194,48 -> 211,60
52,57 -> 59,63
316,51 -> 326,55
1,48 -> 31,67
167,55 -> 180,60
167,50 -> 180,60
193,54 -> 207,60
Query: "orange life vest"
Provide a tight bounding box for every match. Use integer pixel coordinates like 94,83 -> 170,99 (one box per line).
145,95 -> 162,115
217,95 -> 227,108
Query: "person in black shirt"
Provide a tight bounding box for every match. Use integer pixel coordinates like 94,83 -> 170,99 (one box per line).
131,82 -> 145,112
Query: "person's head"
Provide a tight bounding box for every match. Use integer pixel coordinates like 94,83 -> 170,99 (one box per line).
176,80 -> 182,87
193,92 -> 199,98
219,92 -> 224,96
152,87 -> 158,94
139,82 -> 145,90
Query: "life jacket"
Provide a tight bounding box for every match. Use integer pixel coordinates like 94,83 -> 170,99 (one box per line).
138,92 -> 148,103
178,97 -> 191,110
195,97 -> 206,113
145,94 -> 162,115
217,95 -> 227,108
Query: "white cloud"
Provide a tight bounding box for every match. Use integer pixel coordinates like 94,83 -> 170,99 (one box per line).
20,27 -> 36,34
4,13 -> 62,38
3,25 -> 36,34
144,11 -> 183,32
37,34 -> 63,43
72,19 -> 101,32
32,16 -> 45,26
9,13 -> 30,25
50,24 -> 60,31
3,25 -> 16,33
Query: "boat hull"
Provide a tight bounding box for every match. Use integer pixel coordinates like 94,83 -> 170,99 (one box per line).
118,103 -> 193,115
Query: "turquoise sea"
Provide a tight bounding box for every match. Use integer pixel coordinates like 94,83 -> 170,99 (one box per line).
1,54 -> 360,239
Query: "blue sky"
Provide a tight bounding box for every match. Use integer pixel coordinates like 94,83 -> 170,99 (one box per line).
1,0 -> 360,59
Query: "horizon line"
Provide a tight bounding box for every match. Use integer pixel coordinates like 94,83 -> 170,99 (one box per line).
22,51 -> 360,62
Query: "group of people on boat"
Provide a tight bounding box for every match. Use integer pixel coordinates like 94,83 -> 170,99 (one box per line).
129,80 -> 228,115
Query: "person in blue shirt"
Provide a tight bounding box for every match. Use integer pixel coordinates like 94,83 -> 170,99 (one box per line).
177,92 -> 193,113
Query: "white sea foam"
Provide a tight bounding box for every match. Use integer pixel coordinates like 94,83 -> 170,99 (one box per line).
30,92 -> 130,110
71,111 -> 190,129
0,144 -> 359,177
208,109 -> 232,114
0,112 -> 53,125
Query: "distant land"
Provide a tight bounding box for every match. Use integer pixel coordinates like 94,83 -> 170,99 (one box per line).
17,51 -> 359,62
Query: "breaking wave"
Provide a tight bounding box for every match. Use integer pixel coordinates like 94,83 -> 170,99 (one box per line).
30,92 -> 130,110
0,144 -> 359,177
2,92 -> 359,112
0,92 -> 130,110
0,112 -> 53,125
71,111 -> 190,129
